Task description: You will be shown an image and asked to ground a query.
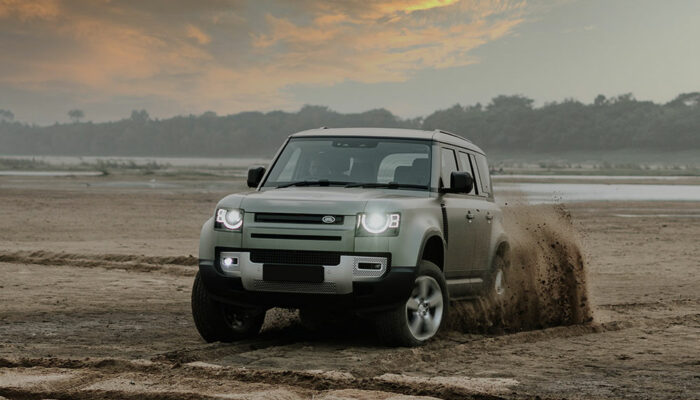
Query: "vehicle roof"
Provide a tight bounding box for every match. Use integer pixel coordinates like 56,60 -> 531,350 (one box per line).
289,127 -> 485,154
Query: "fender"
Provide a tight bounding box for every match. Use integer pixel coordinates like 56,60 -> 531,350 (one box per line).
487,233 -> 510,272
199,217 -> 216,261
416,228 -> 446,268
385,201 -> 444,267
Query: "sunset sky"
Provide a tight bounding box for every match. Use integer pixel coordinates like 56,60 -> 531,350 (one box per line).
1,0 -> 699,124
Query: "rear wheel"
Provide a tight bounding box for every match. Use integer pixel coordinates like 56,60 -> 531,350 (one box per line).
484,253 -> 508,301
376,260 -> 448,346
191,272 -> 266,343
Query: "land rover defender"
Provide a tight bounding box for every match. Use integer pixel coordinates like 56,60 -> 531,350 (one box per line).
192,128 -> 509,346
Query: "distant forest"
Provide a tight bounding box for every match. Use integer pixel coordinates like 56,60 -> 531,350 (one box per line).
1,93 -> 699,157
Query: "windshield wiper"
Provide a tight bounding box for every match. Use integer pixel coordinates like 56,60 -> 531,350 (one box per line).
344,182 -> 429,190
276,180 -> 352,189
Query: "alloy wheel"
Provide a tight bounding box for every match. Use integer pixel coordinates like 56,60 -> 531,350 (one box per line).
405,276 -> 444,341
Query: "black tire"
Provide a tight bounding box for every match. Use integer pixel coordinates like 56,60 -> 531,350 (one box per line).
376,260 -> 448,347
483,253 -> 508,301
191,272 -> 266,343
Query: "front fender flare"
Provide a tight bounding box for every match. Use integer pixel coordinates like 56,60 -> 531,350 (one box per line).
416,228 -> 445,268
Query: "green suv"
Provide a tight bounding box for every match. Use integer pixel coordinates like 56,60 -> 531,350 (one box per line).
192,128 -> 509,346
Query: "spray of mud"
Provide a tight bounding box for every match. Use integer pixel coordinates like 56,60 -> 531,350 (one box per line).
447,203 -> 593,333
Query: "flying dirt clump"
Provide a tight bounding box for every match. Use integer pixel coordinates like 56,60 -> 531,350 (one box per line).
447,203 -> 593,333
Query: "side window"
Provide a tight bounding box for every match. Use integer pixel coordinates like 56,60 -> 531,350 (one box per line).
440,148 -> 459,189
474,154 -> 491,196
457,152 -> 477,195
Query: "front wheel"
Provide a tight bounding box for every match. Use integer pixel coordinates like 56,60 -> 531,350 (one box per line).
376,260 -> 448,346
191,272 -> 266,343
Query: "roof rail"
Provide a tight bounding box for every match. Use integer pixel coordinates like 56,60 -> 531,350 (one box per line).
434,129 -> 472,143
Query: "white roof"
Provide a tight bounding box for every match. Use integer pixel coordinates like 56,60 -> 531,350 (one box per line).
290,127 -> 485,154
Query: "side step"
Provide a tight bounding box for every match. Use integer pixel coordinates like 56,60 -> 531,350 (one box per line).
446,277 -> 483,299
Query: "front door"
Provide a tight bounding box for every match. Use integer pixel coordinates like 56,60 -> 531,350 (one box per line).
439,147 -> 478,278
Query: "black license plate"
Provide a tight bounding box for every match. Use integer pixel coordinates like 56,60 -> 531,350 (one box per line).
262,264 -> 324,283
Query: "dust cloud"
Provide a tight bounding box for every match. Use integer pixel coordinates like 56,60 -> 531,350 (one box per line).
447,204 -> 593,333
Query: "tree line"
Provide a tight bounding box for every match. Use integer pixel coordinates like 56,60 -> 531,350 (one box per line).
1,93 -> 698,157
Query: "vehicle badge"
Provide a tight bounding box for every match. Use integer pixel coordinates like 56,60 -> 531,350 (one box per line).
322,216 -> 336,224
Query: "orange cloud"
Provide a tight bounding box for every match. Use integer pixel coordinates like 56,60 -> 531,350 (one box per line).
246,0 -> 525,87
186,24 -> 212,45
0,0 -> 60,21
0,0 -> 530,114
377,0 -> 462,14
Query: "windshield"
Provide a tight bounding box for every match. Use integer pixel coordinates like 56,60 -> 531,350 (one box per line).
263,137 -> 432,190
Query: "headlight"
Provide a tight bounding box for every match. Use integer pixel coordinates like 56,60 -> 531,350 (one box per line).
215,208 -> 243,231
357,212 -> 400,236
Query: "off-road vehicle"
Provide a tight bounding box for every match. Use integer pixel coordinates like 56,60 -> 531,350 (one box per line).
192,128 -> 509,346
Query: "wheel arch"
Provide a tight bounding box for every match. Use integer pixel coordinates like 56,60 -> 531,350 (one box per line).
418,230 -> 446,271
490,234 -> 511,271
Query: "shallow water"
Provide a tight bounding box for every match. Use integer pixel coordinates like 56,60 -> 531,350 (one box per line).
0,170 -> 103,177
611,213 -> 700,218
495,182 -> 700,203
0,155 -> 269,168
493,174 -> 691,181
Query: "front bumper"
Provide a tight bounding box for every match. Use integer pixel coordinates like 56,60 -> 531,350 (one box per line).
198,249 -> 416,312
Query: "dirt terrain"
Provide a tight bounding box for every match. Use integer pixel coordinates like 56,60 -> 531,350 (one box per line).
0,175 -> 698,399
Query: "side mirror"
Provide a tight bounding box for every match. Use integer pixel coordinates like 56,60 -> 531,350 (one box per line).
247,166 -> 266,188
441,171 -> 473,194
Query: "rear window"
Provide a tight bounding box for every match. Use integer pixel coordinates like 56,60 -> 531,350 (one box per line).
457,152 -> 477,195
474,154 -> 491,195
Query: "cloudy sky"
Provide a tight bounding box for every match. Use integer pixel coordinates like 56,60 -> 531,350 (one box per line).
1,0 -> 699,124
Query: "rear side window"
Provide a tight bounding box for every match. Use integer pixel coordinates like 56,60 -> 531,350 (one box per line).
440,148 -> 459,189
457,152 -> 477,195
474,154 -> 491,196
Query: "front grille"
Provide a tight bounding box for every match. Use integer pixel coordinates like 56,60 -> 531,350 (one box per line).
251,233 -> 341,241
252,280 -> 337,294
255,213 -> 344,225
249,249 -> 341,266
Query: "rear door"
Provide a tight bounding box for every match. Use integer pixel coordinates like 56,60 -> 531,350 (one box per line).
451,151 -> 489,274
466,152 -> 497,273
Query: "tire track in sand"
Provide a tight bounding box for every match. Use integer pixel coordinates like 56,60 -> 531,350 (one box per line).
0,250 -> 196,276
0,357 -> 511,400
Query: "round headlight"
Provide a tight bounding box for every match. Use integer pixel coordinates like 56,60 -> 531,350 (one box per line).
216,208 -> 243,230
225,209 -> 242,226
362,213 -> 390,234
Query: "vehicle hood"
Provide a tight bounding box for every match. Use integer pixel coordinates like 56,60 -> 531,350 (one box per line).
218,187 -> 427,215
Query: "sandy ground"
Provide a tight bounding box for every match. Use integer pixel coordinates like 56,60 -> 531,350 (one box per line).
0,175 -> 699,399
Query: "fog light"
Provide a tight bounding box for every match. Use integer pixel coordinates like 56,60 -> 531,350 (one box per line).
358,262 -> 382,270
221,255 -> 239,269
219,252 -> 241,276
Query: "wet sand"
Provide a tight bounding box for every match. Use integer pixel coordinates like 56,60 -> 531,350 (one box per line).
0,175 -> 698,399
